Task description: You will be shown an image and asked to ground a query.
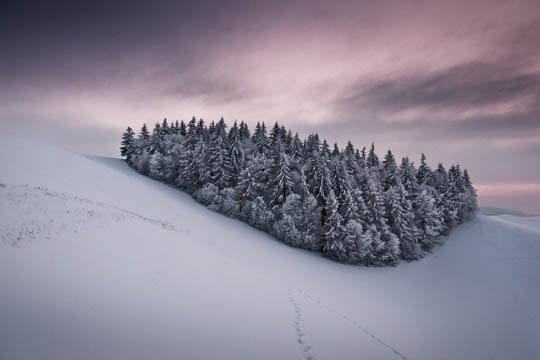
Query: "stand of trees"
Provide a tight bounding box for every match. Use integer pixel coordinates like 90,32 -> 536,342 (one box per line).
121,117 -> 477,266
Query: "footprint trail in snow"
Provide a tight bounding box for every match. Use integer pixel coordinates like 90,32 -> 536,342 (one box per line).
298,289 -> 407,360
288,289 -> 315,360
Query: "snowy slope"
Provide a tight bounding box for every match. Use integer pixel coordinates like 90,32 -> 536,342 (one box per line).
1,135 -> 540,360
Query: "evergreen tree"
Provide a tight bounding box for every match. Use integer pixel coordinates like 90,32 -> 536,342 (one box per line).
269,142 -> 293,208
417,153 -> 434,186
322,191 -> 346,261
139,123 -> 150,140
179,120 -> 187,136
180,139 -> 208,192
382,150 -> 399,190
252,122 -> 270,154
149,122 -> 163,154
462,169 -> 478,219
274,193 -> 321,250
366,143 -> 379,167
399,157 -> 419,200
330,158 -> 352,213
363,174 -> 400,265
207,127 -> 232,189
228,122 -> 245,187
120,127 -> 136,163
236,155 -> 272,201
414,187 -> 444,251
306,155 -> 333,208
161,118 -> 170,135
269,122 -> 282,145
239,121 -> 251,140
291,133 -> 304,162
386,184 -> 423,261
332,143 -> 340,156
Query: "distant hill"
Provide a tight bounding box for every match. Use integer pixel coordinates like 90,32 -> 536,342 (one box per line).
479,206 -> 537,217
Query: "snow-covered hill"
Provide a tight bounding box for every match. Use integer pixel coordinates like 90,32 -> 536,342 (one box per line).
1,135 -> 539,360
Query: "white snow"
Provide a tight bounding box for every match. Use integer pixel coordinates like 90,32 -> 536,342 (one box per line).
1,134 -> 539,360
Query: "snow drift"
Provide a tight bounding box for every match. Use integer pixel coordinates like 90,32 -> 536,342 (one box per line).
1,135 -> 539,360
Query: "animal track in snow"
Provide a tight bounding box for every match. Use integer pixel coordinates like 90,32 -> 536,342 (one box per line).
298,289 -> 407,360
0,184 -> 188,246
288,289 -> 316,360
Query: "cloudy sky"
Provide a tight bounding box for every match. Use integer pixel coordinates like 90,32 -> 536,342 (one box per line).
1,0 -> 539,213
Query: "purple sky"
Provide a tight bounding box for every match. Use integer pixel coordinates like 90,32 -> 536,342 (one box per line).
1,0 -> 539,213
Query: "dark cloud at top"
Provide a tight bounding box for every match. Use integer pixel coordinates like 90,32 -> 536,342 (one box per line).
338,61 -> 540,113
0,0 -> 278,91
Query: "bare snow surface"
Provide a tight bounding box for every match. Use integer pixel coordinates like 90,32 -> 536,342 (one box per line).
1,135 -> 539,360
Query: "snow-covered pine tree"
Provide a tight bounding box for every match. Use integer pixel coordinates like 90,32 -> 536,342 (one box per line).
448,165 -> 467,224
236,154 -> 272,201
462,169 -> 478,219
366,143 -> 379,167
239,121 -> 251,140
321,139 -> 330,157
228,121 -> 245,187
139,123 -> 150,140
207,126 -> 232,189
417,153 -> 435,186
362,173 -> 400,265
399,157 -> 419,200
181,138 -> 208,192
321,190 -> 347,261
330,157 -> 352,206
252,122 -> 270,154
304,133 -> 321,155
148,122 -> 164,155
414,187 -> 444,251
332,143 -> 340,156
290,133 -> 304,162
269,122 -> 282,146
161,118 -> 170,135
273,193 -> 321,250
269,141 -> 293,209
386,183 -> 423,261
306,154 -> 333,210
382,150 -> 400,190
177,120 -> 186,136
241,196 -> 273,231
120,127 -> 136,164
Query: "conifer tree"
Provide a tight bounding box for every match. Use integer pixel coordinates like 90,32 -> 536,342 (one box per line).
252,122 -> 270,154
307,155 -> 333,207
291,133 -> 304,162
332,143 -> 340,156
207,127 -> 232,189
386,184 -> 422,261
139,123 -> 150,140
322,191 -> 346,261
414,187 -> 444,250
399,157 -> 419,200
179,120 -> 187,136
120,127 -> 136,163
269,122 -> 282,145
417,153 -> 434,186
330,158 -> 352,211
269,142 -> 293,208
366,143 -> 379,167
382,150 -> 399,190
228,122 -> 245,187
